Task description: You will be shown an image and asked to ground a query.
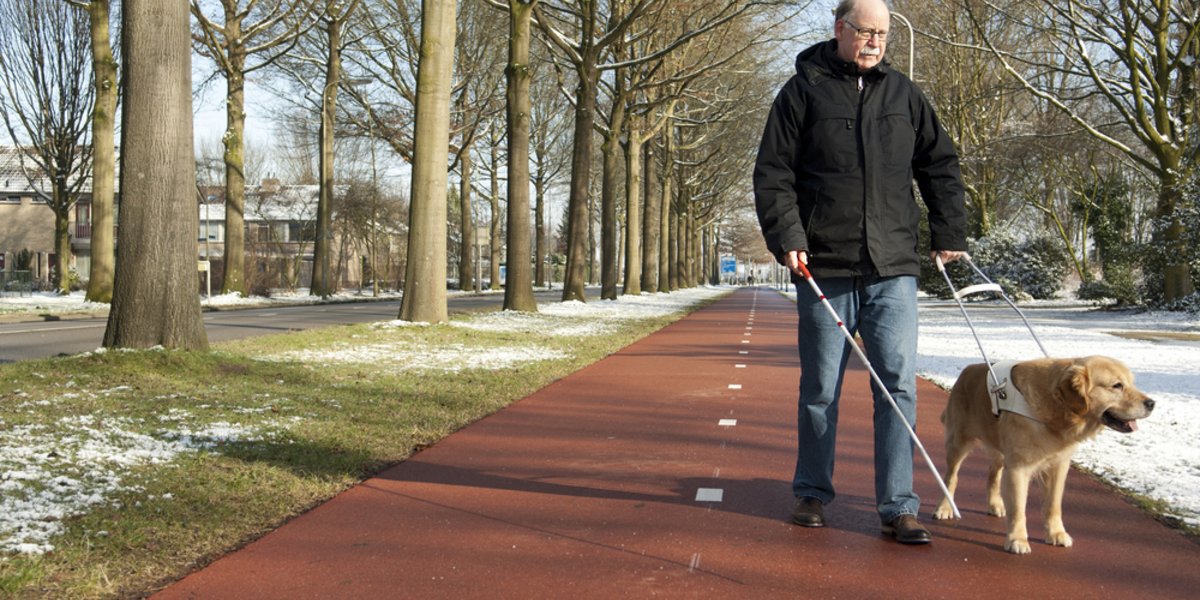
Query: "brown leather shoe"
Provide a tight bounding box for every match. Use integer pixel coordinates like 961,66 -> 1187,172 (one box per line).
882,514 -> 932,544
791,497 -> 825,527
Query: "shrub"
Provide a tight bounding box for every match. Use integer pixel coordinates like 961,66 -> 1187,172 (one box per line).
920,229 -> 1069,301
1077,264 -> 1139,305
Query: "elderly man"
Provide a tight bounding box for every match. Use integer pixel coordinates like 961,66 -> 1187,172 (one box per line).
753,0 -> 967,544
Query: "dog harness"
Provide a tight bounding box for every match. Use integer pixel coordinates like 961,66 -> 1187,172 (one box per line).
988,361 -> 1042,422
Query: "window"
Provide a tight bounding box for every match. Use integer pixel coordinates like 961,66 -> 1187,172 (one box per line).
289,222 -> 317,243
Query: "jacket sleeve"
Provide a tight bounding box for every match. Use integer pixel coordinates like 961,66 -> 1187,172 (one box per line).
753,80 -> 808,264
910,87 -> 968,252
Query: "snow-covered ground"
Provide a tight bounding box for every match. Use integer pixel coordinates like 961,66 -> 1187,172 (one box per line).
777,287 -> 1200,530
1,287 -> 1198,556
915,299 -> 1200,530
0,288 -> 405,316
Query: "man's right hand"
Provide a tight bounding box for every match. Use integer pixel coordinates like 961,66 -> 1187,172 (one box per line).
785,250 -> 808,278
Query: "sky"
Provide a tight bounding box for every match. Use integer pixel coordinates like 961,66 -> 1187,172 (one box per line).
1,287 -> 1198,554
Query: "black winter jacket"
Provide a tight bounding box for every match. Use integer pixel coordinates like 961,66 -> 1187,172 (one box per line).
753,40 -> 967,279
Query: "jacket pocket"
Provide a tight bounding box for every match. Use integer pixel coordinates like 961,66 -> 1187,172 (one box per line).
878,111 -> 915,168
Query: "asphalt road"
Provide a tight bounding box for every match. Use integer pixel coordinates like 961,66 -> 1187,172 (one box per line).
0,289 -> 584,363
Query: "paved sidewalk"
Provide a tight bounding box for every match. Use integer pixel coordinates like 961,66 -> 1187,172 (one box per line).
154,288 -> 1199,599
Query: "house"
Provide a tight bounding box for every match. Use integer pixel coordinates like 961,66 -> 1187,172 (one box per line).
0,146 -> 95,285
2,145 -> 405,294
196,175 -> 413,293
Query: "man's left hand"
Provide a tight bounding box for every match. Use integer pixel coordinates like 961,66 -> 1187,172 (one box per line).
931,250 -> 966,264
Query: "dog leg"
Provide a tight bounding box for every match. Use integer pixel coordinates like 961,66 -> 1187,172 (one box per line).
1042,459 -> 1073,548
1002,463 -> 1034,554
985,450 -> 1006,518
934,436 -> 972,520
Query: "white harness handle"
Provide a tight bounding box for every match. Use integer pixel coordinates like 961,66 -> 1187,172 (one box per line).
936,255 -> 1050,418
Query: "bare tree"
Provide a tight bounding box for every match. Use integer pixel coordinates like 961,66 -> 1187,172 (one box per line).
962,0 -> 1199,303
191,0 -> 320,296
617,1 -> 803,295
0,0 -> 93,294
531,0 -> 662,301
104,0 -> 206,349
533,0 -> 797,300
453,2 -> 508,294
342,0 -> 505,297
529,64 -> 572,288
483,122 -> 505,291
895,0 -> 1038,239
312,0 -> 363,298
398,0 -> 457,323
65,0 -> 119,303
500,0 -> 540,311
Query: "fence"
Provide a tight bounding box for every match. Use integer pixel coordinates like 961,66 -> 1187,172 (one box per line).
1,270 -> 33,297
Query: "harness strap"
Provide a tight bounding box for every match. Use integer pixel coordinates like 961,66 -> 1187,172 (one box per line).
988,361 -> 1042,422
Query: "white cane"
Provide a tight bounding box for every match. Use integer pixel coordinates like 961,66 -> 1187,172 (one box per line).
795,260 -> 961,519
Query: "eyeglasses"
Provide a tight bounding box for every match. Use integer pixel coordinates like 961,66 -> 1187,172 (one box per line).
843,19 -> 888,41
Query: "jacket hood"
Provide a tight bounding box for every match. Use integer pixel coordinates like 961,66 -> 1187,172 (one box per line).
795,39 -> 890,82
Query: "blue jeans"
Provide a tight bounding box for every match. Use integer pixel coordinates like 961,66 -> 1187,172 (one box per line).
792,274 -> 919,522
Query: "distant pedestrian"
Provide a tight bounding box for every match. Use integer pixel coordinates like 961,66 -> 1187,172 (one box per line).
752,0 -> 968,544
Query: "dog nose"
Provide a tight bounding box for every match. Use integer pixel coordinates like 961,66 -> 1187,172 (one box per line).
1144,399 -> 1156,411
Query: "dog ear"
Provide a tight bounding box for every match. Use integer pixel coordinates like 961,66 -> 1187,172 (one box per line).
1054,364 -> 1090,419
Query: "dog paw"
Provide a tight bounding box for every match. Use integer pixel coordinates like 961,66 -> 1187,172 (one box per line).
933,502 -> 957,520
1005,538 -> 1032,554
987,504 -> 1007,518
1047,531 -> 1073,548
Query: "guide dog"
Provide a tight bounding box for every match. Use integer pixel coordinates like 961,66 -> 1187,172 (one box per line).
932,356 -> 1154,554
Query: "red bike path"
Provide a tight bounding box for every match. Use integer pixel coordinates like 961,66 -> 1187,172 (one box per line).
154,287 -> 1199,599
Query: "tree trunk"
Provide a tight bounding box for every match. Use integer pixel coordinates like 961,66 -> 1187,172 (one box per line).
458,144 -> 474,291
398,0 -> 456,323
587,189 -> 597,285
689,212 -> 699,287
489,133 -> 502,290
1157,179 -> 1195,303
559,0 -> 599,302
53,193 -> 70,294
313,15 -> 341,297
640,138 -> 660,293
659,122 -> 675,292
600,129 -> 621,300
85,0 -> 116,303
104,0 -> 207,350
622,128 -> 642,295
534,172 -> 546,288
220,16 -> 248,296
563,64 -> 598,301
668,204 -> 679,291
503,0 -> 538,312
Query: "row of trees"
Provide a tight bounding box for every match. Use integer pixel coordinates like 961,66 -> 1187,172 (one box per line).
1,0 -> 803,347
191,0 -> 806,322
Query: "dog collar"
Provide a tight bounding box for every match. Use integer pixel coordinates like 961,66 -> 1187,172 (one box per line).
988,361 -> 1042,422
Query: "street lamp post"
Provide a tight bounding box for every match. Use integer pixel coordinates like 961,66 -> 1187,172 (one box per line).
892,11 -> 915,81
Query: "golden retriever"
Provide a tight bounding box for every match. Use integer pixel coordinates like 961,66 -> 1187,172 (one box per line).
932,356 -> 1154,554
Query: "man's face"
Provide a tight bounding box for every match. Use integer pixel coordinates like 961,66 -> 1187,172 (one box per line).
835,5 -> 889,72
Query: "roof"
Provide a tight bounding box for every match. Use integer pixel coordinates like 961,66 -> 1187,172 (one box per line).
0,145 -> 101,195
201,184 -> 349,223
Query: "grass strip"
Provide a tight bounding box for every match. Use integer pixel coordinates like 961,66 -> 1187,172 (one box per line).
0,290 -> 727,598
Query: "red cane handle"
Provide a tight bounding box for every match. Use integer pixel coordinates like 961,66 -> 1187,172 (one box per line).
795,258 -> 813,280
